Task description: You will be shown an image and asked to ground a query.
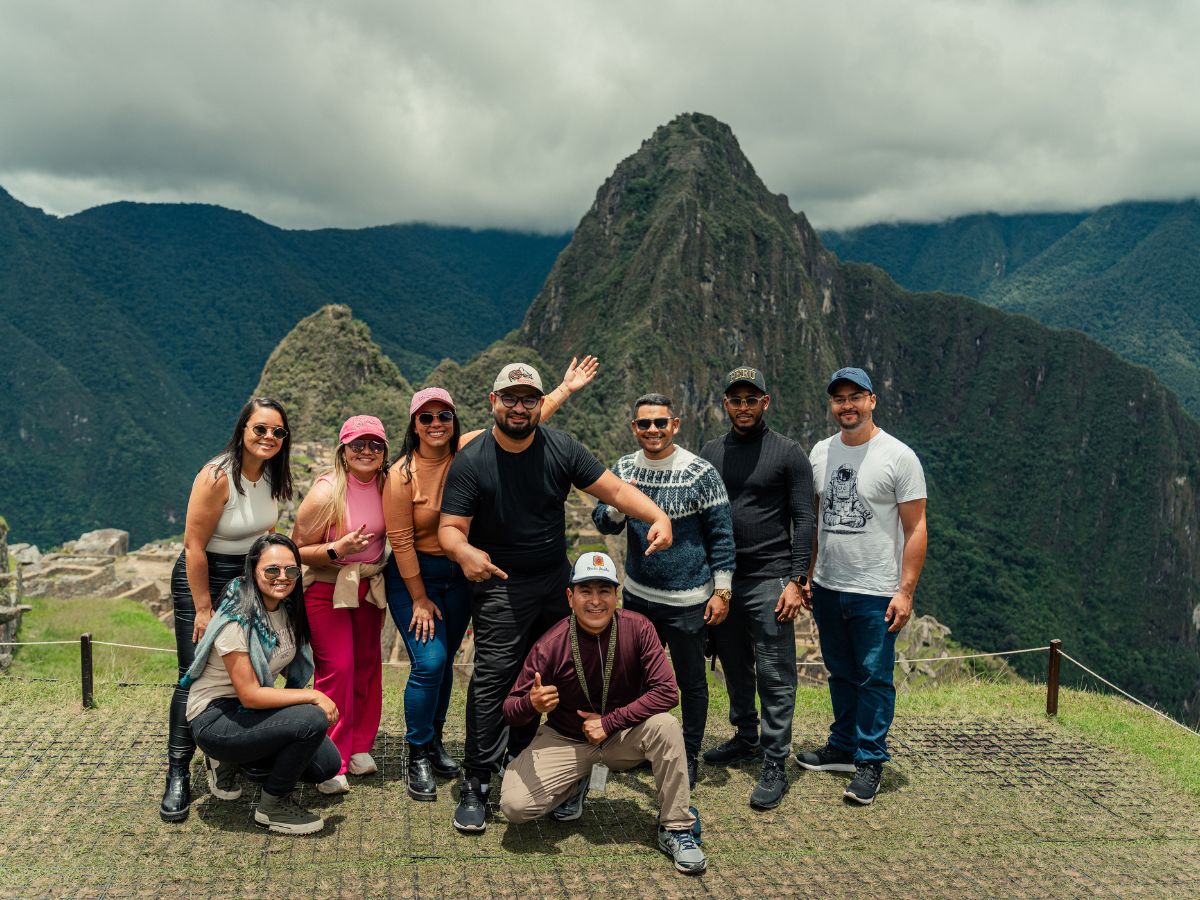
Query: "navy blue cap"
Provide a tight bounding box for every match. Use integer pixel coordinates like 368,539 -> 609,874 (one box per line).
827,367 -> 874,394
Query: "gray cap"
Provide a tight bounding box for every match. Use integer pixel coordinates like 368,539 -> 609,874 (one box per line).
493,363 -> 544,394
724,365 -> 767,393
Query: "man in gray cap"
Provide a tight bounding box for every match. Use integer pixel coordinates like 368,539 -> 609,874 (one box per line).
499,551 -> 706,875
440,361 -> 674,834
700,366 -> 815,811
797,367 -> 927,805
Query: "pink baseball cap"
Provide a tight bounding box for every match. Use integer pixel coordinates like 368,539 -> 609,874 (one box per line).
409,387 -> 456,417
339,414 -> 387,444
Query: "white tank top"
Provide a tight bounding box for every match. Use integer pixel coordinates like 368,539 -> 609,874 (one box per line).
205,459 -> 279,555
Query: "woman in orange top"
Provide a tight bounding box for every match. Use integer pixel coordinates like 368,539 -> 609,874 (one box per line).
383,357 -> 597,801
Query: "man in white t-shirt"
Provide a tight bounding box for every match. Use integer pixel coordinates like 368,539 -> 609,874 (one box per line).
797,367 -> 927,805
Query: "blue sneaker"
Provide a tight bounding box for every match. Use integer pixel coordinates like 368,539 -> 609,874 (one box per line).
550,775 -> 590,822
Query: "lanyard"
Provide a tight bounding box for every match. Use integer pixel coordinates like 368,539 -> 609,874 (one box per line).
568,612 -> 618,716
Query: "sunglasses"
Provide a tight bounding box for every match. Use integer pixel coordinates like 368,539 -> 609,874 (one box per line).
497,393 -> 541,410
250,423 -> 288,439
633,417 -> 673,431
417,410 -> 456,425
261,564 -> 301,581
724,395 -> 766,409
347,438 -> 386,453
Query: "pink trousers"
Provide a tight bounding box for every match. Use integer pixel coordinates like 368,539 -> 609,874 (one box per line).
304,580 -> 385,775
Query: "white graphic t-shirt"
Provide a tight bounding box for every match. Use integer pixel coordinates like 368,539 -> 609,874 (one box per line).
809,429 -> 926,596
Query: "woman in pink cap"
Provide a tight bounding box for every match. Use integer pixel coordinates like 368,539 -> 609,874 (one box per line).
384,357 -> 597,802
291,414 -> 391,794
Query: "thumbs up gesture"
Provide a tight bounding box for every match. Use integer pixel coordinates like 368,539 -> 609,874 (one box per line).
530,671 -> 559,714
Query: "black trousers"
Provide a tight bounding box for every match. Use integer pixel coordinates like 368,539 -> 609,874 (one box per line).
623,592 -> 709,761
191,698 -> 341,796
463,559 -> 570,777
167,550 -> 245,767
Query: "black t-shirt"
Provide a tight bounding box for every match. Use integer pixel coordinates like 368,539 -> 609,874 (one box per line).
441,426 -> 606,575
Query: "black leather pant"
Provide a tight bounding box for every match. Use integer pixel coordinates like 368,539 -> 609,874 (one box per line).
167,549 -> 245,767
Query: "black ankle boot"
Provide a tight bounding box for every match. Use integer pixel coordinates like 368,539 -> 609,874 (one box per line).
429,725 -> 460,778
407,743 -> 437,801
159,763 -> 192,822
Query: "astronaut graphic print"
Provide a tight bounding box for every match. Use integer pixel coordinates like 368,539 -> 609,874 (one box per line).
822,464 -> 873,532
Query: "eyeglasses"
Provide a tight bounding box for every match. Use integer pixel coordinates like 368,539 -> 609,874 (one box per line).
347,438 -> 386,453
497,393 -> 541,410
633,417 -> 673,431
724,395 -> 765,409
417,410 -> 456,425
261,564 -> 301,581
250,424 -> 288,439
830,392 -> 869,406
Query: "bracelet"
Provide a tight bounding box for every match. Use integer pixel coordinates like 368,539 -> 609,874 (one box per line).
713,588 -> 732,603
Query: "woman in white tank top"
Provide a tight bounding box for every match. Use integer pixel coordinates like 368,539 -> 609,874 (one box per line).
160,397 -> 295,824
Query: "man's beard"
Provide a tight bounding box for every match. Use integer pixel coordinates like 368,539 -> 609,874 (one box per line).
495,409 -> 540,438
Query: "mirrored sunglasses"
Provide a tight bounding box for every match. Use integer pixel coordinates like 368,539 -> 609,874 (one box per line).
261,564 -> 301,581
417,410 -> 456,425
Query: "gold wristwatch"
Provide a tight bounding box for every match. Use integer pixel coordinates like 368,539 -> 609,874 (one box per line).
713,588 -> 732,603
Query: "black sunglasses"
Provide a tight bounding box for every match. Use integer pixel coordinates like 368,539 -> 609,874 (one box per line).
633,417 -> 673,431
417,410 -> 456,425
498,393 -> 541,410
347,438 -> 386,453
250,423 -> 288,439
261,564 -> 301,581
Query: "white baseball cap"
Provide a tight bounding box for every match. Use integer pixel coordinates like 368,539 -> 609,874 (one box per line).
570,551 -> 620,586
492,363 -> 544,394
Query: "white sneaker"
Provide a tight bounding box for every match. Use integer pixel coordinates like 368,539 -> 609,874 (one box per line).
348,753 -> 378,776
316,774 -> 350,795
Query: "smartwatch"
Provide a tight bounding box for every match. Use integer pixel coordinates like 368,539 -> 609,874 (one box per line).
793,574 -> 808,588
326,545 -> 340,561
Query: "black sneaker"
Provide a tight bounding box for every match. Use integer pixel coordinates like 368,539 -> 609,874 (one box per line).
796,743 -> 856,773
844,762 -> 883,805
204,756 -> 242,800
686,755 -> 698,790
702,733 -> 762,766
749,758 -> 789,810
550,775 -> 590,822
453,776 -> 488,833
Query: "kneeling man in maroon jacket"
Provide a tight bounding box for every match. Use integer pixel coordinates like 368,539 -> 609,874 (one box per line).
500,552 -> 706,874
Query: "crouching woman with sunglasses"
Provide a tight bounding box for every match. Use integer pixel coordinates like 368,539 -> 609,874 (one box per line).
292,415 -> 391,795
161,398 -> 294,822
182,533 -> 340,835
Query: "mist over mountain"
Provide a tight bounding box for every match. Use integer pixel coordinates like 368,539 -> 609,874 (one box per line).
0,188 -> 567,545
823,201 -> 1200,414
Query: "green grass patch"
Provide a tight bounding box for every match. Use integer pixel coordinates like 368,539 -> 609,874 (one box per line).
9,595 -> 178,686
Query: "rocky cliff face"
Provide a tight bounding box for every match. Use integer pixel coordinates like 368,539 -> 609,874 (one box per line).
510,113 -> 1200,720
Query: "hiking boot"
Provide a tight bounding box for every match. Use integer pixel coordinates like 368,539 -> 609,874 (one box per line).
407,743 -> 437,801
348,752 -> 378,776
844,762 -> 884,805
158,763 -> 192,823
430,725 -> 460,778
796,743 -> 856,773
254,790 -> 324,835
749,758 -> 789,810
204,756 -> 242,800
453,775 -> 488,833
687,756 -> 698,790
550,775 -> 590,822
316,773 -> 350,795
702,733 -> 762,766
657,826 -> 707,874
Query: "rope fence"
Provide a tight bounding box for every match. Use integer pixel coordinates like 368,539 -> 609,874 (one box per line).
2,634 -> 1198,737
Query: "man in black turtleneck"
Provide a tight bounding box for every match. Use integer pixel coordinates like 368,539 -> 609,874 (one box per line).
700,366 -> 815,811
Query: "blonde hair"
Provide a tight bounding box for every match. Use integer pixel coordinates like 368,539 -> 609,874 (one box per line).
309,442 -> 388,538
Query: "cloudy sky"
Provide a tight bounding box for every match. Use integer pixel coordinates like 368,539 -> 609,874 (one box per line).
2,0 -> 1198,232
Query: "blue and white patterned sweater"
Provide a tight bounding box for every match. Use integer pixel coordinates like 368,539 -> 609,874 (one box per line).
592,446 -> 735,606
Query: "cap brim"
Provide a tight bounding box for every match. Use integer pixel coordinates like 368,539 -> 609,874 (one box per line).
570,576 -> 620,586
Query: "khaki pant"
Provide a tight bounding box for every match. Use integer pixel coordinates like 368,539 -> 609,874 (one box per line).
499,712 -> 694,831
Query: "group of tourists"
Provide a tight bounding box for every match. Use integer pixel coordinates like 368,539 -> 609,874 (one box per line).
157,356 -> 927,876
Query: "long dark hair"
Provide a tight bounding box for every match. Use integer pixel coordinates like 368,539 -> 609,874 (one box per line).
232,533 -> 310,647
392,394 -> 462,483
214,397 -> 294,501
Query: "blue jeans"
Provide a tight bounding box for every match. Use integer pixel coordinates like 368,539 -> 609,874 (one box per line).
385,553 -> 471,745
810,583 -> 898,763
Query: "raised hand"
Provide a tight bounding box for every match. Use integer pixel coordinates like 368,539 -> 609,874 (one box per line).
336,523 -> 374,558
530,671 -> 560,714
561,355 -> 599,393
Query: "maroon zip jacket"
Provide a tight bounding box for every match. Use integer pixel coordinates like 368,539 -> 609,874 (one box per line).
503,608 -> 679,741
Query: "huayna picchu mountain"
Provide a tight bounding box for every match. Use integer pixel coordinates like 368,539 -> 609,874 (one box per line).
459,112 -> 1200,721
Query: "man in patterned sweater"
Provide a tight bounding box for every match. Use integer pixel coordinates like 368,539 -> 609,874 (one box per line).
592,393 -> 736,789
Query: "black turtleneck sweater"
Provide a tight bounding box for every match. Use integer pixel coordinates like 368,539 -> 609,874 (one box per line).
700,422 -> 814,581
